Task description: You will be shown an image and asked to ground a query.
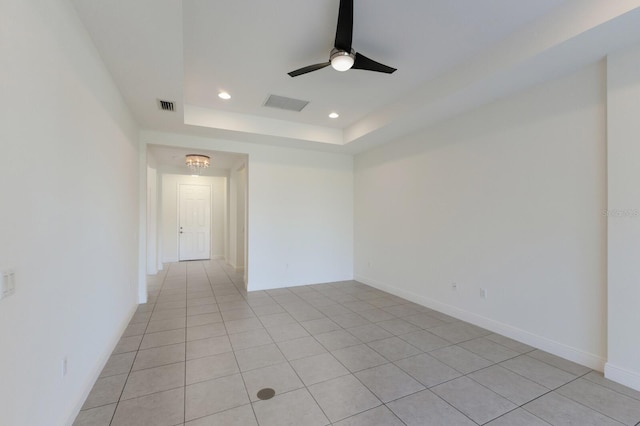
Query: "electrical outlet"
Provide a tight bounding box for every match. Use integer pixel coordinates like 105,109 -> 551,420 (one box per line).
451,282 -> 458,291
480,288 -> 487,299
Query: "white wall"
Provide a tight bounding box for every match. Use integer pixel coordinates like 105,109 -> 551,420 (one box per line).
160,174 -> 227,262
214,175 -> 228,261
354,62 -> 607,369
228,160 -> 247,272
606,43 -> 640,390
146,165 -> 158,274
237,165 -> 247,272
142,132 -> 354,291
228,164 -> 239,268
0,0 -> 139,424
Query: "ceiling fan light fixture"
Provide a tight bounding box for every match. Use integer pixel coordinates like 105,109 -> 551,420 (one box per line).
288,1 -> 396,78
330,49 -> 355,72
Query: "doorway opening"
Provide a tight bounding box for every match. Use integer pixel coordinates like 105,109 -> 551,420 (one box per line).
144,145 -> 249,292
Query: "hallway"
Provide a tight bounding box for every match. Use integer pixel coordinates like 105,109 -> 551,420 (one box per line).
74,261 -> 640,425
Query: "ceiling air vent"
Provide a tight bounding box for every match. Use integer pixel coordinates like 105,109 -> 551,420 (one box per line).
158,99 -> 175,111
263,94 -> 309,112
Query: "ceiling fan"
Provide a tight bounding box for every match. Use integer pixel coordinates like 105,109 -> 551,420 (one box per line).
288,0 -> 397,77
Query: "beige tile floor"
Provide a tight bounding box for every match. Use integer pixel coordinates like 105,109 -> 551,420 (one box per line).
74,260 -> 640,425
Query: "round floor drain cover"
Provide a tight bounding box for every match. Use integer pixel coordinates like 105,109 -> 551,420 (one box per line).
257,388 -> 275,400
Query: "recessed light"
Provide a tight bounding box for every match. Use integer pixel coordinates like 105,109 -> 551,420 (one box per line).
218,91 -> 231,100
329,112 -> 339,119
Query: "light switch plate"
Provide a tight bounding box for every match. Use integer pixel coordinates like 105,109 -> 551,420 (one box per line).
1,268 -> 16,300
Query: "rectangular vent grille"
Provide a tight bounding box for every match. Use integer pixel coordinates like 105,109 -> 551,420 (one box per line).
158,99 -> 175,111
263,94 -> 309,112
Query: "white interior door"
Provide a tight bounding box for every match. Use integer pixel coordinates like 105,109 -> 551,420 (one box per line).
179,184 -> 211,261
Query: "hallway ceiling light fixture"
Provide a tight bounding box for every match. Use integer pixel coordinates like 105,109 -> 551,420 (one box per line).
185,154 -> 210,175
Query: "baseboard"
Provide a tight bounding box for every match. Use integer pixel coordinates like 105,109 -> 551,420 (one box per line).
355,274 -> 606,372
64,303 -> 138,425
162,256 -> 223,263
605,363 -> 640,392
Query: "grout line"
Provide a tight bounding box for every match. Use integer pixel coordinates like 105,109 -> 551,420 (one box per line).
82,259 -> 634,426
542,370 -> 634,425
221,261 -> 339,424
477,406 -> 533,425
204,259 -> 260,426
582,373 -> 640,403
107,265 -> 169,425
183,262 -> 188,425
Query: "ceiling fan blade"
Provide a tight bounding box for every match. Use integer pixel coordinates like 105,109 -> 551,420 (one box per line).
334,0 -> 353,51
352,52 -> 397,74
288,62 -> 331,77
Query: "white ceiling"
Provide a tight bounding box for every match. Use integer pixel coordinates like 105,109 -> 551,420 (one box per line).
71,0 -> 640,155
147,145 -> 246,173
183,0 -> 563,128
